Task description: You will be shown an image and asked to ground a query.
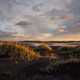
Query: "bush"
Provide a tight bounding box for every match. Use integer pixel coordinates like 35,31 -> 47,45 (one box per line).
58,47 -> 80,59
0,42 -> 39,63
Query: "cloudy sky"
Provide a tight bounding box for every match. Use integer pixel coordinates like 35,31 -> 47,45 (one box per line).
0,0 -> 80,41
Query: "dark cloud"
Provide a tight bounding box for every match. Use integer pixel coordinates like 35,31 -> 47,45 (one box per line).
32,3 -> 43,12
15,21 -> 32,27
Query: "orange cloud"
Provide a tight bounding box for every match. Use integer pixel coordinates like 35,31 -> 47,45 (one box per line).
63,34 -> 80,40
58,27 -> 65,32
61,15 -> 73,20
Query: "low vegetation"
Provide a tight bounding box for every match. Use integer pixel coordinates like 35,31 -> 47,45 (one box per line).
0,41 -> 80,80
0,42 -> 39,63
57,46 -> 80,59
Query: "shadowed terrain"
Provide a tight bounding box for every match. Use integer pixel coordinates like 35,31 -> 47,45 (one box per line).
0,41 -> 80,80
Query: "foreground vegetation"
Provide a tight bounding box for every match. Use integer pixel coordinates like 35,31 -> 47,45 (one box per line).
0,41 -> 80,80
0,42 -> 39,63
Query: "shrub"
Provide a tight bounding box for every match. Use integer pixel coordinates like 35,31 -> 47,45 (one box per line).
0,42 -> 39,63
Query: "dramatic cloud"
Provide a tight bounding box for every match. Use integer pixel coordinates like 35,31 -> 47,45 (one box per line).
0,0 -> 80,41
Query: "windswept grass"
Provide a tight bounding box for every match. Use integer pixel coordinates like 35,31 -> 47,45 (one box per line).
0,42 -> 40,63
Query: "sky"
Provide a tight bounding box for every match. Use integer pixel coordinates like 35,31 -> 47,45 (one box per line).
0,0 -> 80,41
